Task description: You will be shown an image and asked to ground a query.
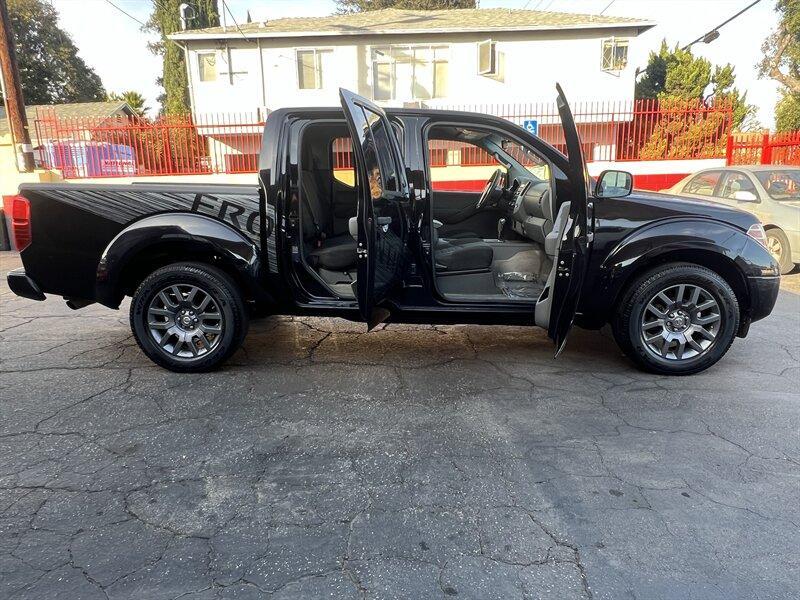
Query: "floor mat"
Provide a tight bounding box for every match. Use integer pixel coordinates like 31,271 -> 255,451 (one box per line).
494,271 -> 545,300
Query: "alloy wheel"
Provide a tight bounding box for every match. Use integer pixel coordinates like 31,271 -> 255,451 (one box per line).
766,235 -> 783,261
146,284 -> 224,360
640,283 -> 721,361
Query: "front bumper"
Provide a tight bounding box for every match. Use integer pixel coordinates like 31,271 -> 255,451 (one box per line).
746,274 -> 780,324
7,268 -> 45,301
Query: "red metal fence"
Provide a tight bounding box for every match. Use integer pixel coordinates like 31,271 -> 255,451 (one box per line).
32,108 -> 264,178
333,98 -> 734,172
727,131 -> 800,166
30,99 -> 797,180
439,97 -> 735,162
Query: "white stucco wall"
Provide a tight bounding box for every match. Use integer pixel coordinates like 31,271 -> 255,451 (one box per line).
183,27 -> 644,116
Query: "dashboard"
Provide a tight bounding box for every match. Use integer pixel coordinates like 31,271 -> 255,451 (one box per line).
507,178 -> 553,244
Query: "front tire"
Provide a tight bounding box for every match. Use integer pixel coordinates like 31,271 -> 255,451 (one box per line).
612,263 -> 739,375
766,228 -> 794,275
130,262 -> 248,372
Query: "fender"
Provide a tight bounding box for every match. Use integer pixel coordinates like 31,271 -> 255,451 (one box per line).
582,217 -> 778,327
602,217 -> 746,274
95,212 -> 260,308
601,217 -> 777,277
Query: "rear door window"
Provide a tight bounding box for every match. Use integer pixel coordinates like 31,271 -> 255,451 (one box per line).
362,107 -> 399,195
331,137 -> 355,187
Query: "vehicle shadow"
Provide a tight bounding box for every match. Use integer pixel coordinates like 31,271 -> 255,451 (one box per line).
232,315 -> 630,374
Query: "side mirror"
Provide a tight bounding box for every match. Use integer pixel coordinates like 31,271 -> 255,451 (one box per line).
733,190 -> 758,202
594,170 -> 633,199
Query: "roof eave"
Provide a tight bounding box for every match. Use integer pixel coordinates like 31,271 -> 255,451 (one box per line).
169,20 -> 656,41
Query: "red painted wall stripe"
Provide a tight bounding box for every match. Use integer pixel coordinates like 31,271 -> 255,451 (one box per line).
432,174 -> 689,193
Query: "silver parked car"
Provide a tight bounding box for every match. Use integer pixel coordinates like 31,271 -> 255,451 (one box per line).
663,166 -> 800,274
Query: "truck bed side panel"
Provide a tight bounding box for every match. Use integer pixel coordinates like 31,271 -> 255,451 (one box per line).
19,183 -> 260,301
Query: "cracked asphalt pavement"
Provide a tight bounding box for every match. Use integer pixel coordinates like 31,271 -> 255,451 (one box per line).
1,251 -> 799,600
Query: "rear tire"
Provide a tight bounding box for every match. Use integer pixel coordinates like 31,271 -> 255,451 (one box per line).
612,263 -> 739,375
766,228 -> 794,275
130,262 -> 248,372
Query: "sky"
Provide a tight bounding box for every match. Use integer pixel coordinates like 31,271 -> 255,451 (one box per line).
51,0 -> 780,127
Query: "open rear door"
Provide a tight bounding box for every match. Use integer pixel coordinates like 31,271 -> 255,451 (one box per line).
548,84 -> 591,355
339,89 -> 411,330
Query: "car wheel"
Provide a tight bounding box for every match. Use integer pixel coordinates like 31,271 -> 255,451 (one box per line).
130,262 -> 248,372
765,228 -> 794,275
612,263 -> 739,375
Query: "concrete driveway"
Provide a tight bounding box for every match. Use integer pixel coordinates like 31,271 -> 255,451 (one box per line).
1,251 -> 798,600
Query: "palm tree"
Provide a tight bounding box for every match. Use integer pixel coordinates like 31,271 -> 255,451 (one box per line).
107,91 -> 149,117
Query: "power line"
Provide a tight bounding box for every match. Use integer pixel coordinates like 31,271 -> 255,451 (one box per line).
220,0 -> 256,44
102,0 -> 147,28
599,0 -> 616,15
681,0 -> 762,50
102,0 -> 185,50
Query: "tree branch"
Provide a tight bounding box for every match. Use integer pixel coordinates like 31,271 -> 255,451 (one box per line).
767,31 -> 800,94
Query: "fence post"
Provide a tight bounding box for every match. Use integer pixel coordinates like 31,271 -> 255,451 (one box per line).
760,132 -> 772,165
725,132 -> 735,165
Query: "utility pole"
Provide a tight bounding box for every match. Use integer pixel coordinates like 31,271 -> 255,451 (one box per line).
0,0 -> 35,172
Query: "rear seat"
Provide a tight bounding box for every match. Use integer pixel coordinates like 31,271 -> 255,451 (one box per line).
301,170 -> 358,270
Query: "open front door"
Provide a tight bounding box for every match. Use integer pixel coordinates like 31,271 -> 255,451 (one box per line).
548,84 -> 591,354
339,89 -> 411,330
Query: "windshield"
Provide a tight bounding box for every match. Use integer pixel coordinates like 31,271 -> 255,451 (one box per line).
496,138 -> 550,181
755,169 -> 800,201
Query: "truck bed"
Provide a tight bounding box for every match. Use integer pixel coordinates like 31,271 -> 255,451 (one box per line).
15,182 -> 260,303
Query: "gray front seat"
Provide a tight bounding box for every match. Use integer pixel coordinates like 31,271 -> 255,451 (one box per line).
432,220 -> 493,271
436,238 -> 494,271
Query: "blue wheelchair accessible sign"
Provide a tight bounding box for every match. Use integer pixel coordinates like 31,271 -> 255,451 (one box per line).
523,119 -> 538,136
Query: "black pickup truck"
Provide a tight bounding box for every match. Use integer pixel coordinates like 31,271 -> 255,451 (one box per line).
6,86 -> 780,374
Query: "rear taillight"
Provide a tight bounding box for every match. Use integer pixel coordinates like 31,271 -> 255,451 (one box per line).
746,223 -> 767,249
4,195 -> 32,252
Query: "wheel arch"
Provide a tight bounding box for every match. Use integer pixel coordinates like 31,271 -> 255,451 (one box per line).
599,219 -> 754,334
96,213 -> 265,308
610,250 -> 749,319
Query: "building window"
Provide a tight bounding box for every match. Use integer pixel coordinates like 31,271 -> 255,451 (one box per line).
371,45 -> 449,101
297,49 -> 331,90
198,52 -> 217,82
477,40 -> 497,76
601,38 -> 629,72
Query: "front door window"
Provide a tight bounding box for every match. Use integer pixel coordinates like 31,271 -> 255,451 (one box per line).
718,172 -> 758,200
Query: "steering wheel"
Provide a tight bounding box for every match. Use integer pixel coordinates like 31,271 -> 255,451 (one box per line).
476,168 -> 506,210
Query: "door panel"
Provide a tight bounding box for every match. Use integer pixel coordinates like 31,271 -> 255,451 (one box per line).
339,89 -> 411,329
433,191 -> 502,238
548,84 -> 591,354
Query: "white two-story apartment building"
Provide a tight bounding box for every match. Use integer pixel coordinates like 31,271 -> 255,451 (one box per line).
170,8 -> 654,169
